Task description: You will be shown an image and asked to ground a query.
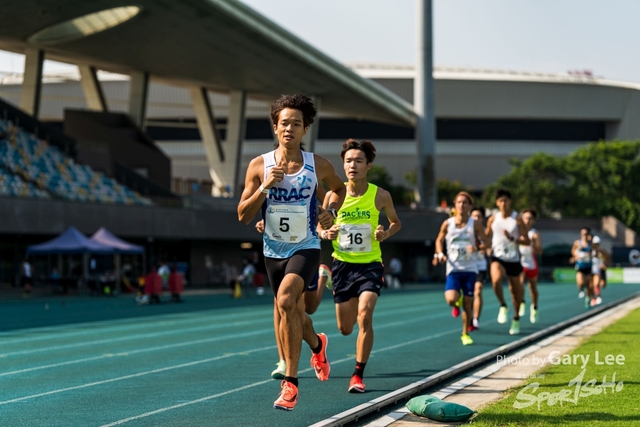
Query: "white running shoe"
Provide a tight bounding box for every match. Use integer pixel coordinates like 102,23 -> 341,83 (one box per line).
518,302 -> 526,317
271,360 -> 286,380
596,297 -> 602,305
578,291 -> 585,299
530,304 -> 538,324
497,306 -> 509,324
509,319 -> 520,335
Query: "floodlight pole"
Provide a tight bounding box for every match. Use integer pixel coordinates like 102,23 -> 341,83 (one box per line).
415,0 -> 437,209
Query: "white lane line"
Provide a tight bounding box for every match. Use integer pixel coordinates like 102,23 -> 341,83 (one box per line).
0,290 -> 440,345
1,312 -> 458,408
99,379 -> 275,427
0,327 -> 273,377
0,298 -> 440,359
99,328 -> 460,426
0,319 -> 264,357
0,308 -> 270,346
0,344 -> 276,406
1,302 -> 462,377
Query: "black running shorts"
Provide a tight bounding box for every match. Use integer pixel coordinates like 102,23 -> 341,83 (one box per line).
491,257 -> 523,277
331,260 -> 384,303
575,267 -> 592,276
264,249 -> 320,297
476,270 -> 488,285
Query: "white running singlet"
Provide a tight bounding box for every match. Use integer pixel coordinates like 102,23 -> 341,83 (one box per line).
261,150 -> 320,259
445,217 -> 479,275
491,211 -> 520,263
519,228 -> 537,269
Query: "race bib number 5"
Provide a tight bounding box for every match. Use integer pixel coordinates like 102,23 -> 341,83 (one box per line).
495,242 -> 518,260
338,223 -> 372,253
265,204 -> 307,243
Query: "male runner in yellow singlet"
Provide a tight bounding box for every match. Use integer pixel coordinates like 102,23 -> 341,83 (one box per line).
320,139 -> 401,393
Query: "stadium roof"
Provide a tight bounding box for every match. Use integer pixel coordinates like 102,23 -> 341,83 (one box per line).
348,62 -> 640,91
0,0 -> 415,126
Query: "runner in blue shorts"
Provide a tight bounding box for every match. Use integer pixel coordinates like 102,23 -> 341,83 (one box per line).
433,192 -> 489,345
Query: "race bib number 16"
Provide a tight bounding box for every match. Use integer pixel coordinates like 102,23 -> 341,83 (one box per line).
338,223 -> 372,253
265,204 -> 307,243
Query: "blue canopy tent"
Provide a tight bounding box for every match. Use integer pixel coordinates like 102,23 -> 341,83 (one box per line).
27,226 -> 114,255
90,227 -> 145,293
90,227 -> 144,254
27,227 -> 115,293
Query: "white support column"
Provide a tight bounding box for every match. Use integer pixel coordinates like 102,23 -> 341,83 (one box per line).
79,65 -> 108,111
301,95 -> 321,152
20,48 -> 44,118
128,71 -> 149,129
415,0 -> 437,209
225,90 -> 247,196
189,87 -> 226,196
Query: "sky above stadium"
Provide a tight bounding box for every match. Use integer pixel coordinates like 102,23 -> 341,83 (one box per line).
0,0 -> 638,83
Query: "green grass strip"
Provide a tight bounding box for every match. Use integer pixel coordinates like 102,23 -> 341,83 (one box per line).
469,307 -> 640,426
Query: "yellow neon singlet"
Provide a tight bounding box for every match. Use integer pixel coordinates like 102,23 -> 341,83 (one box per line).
332,183 -> 382,263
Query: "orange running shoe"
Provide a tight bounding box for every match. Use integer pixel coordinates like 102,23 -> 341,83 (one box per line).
348,375 -> 365,393
273,380 -> 298,411
310,333 -> 330,381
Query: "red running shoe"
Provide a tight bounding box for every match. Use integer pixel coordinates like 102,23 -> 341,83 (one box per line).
310,333 -> 330,381
273,380 -> 298,411
348,375 -> 366,393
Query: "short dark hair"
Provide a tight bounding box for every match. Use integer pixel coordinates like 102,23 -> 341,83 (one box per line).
471,206 -> 485,217
340,139 -> 376,163
270,94 -> 317,129
522,208 -> 538,219
581,226 -> 591,233
495,188 -> 512,200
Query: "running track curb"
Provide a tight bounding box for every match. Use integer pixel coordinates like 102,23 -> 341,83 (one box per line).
309,290 -> 640,427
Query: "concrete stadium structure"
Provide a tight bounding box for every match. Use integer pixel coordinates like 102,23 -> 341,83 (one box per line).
3,63 -> 640,192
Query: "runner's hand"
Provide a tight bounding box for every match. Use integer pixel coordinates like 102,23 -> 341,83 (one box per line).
321,225 -> 339,240
432,253 -> 447,266
317,207 -> 334,230
375,225 -> 388,241
263,166 -> 284,189
255,220 -> 265,234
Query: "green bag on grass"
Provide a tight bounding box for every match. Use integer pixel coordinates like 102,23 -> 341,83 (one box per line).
406,394 -> 476,422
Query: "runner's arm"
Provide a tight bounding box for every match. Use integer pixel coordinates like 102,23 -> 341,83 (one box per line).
317,191 -> 339,240
533,231 -> 543,255
237,157 -> 266,224
515,217 -> 530,245
485,215 -> 494,240
315,155 -> 346,213
474,220 -> 490,250
432,220 -> 448,265
376,188 -> 401,241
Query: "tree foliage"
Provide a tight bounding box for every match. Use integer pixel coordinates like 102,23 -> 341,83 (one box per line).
367,165 -> 414,206
482,141 -> 640,231
437,178 -> 475,206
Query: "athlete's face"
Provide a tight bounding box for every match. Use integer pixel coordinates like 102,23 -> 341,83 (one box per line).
522,212 -> 536,227
495,196 -> 511,212
471,210 -> 484,223
273,108 -> 307,148
454,195 -> 471,215
343,149 -> 371,180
